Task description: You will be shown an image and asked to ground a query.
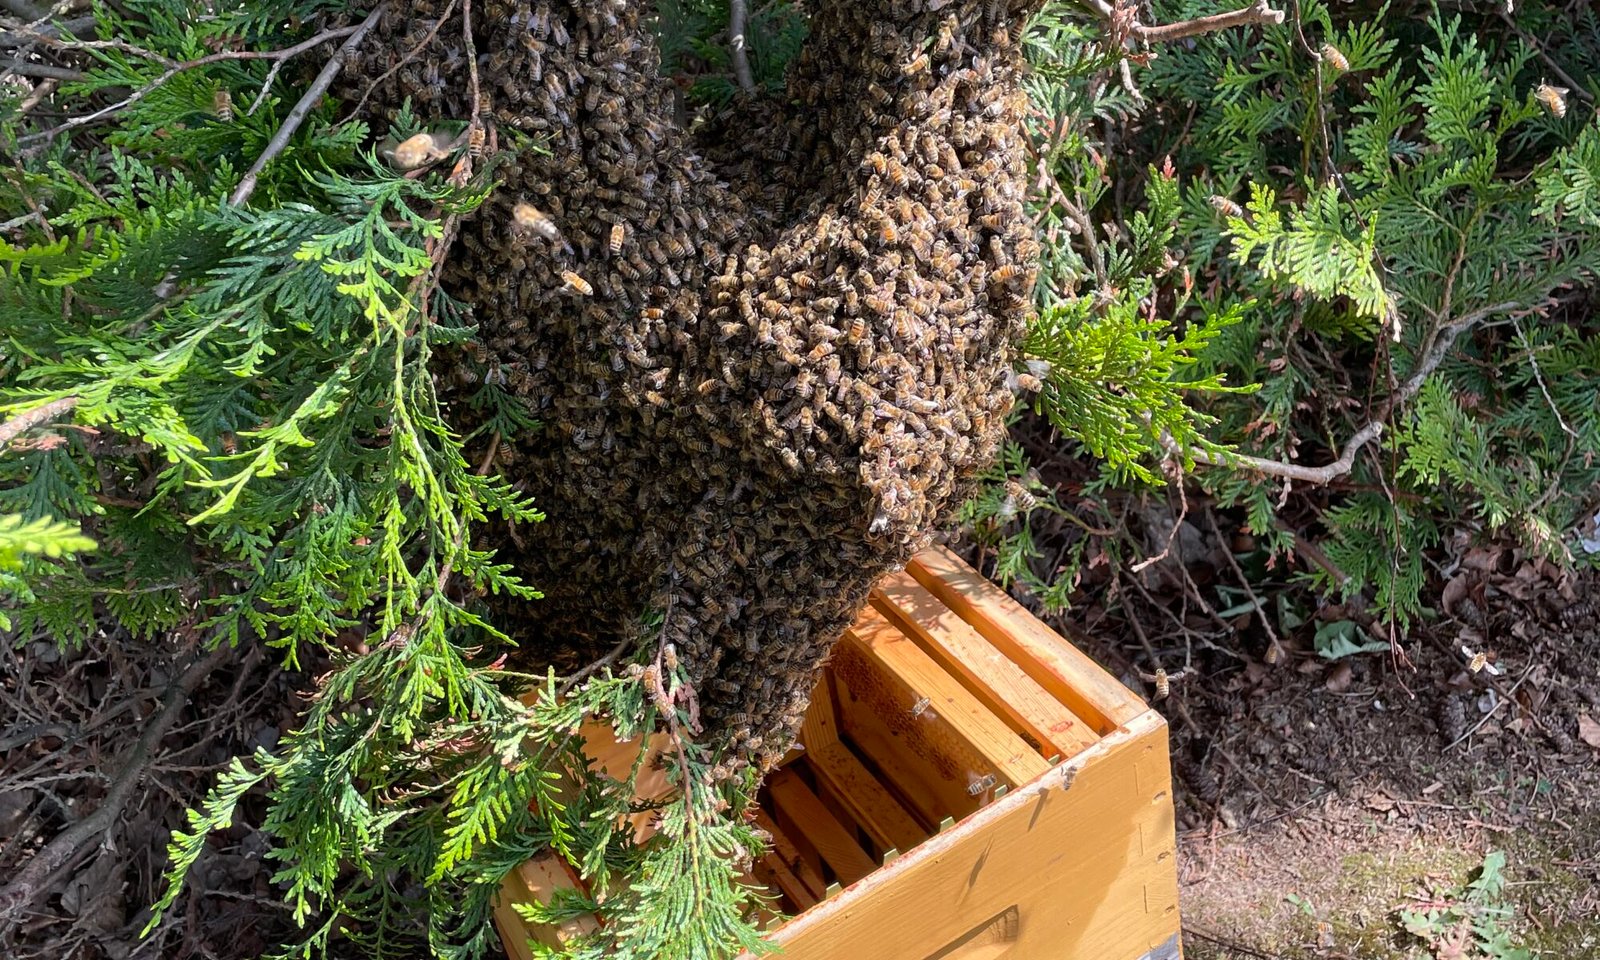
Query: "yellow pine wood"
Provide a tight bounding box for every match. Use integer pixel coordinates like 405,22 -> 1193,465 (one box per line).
908,546 -> 1147,731
873,569 -> 1101,760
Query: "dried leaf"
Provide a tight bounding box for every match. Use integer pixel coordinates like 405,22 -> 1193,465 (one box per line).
1578,713 -> 1600,750
1324,661 -> 1354,693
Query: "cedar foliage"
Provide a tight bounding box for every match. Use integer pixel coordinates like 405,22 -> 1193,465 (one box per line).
0,1 -> 1596,959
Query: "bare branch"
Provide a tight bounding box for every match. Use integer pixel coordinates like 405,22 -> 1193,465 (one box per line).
0,395 -> 77,451
1176,420 -> 1384,484
0,644 -> 230,924
228,4 -> 388,207
1135,0 -> 1284,44
18,20 -> 364,145
728,0 -> 756,95
0,58 -> 80,80
1164,301 -> 1532,484
0,14 -> 95,48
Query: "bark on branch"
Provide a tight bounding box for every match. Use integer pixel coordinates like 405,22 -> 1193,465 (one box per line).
1135,0 -> 1284,44
1167,301 -> 1528,485
229,3 -> 387,206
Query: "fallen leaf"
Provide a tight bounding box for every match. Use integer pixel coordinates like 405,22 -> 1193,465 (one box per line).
1578,713 -> 1600,749
1324,661 -> 1353,693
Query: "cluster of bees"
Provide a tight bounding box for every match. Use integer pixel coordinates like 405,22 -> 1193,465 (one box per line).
345,0 -> 1043,768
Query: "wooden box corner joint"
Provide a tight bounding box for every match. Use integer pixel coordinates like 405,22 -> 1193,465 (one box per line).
495,545 -> 1183,960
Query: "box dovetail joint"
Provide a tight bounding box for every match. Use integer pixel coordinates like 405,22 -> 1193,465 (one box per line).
494,545 -> 1182,960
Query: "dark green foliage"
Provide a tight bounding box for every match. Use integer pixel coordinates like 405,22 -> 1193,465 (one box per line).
990,0 -> 1600,628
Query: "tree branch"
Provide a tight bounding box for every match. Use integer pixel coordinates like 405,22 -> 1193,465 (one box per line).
0,58 -> 81,80
728,0 -> 756,95
1168,301 -> 1528,485
1135,0 -> 1284,44
0,644 -> 230,924
18,19 -> 365,145
0,395 -> 77,451
228,3 -> 387,206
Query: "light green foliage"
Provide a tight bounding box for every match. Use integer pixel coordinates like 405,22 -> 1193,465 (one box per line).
2,2 -> 771,958
1397,851 -> 1532,960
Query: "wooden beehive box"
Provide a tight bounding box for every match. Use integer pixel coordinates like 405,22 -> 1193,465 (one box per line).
495,545 -> 1182,960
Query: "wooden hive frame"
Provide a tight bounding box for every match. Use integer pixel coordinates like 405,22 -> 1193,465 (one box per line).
495,545 -> 1182,960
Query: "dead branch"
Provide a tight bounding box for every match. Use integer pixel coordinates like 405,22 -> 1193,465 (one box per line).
0,395 -> 77,451
0,14 -> 94,48
228,4 -> 387,207
1178,420 -> 1384,484
17,20 -> 365,145
1135,0 -> 1284,44
0,644 -> 230,924
0,58 -> 80,80
1170,301 -> 1527,485
728,0 -> 756,95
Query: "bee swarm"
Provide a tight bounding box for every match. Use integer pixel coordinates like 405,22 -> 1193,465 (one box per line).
346,0 -> 1043,769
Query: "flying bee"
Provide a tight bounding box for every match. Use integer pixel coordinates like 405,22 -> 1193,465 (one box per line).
391,131 -> 448,170
1209,195 -> 1244,218
1320,43 -> 1348,72
512,202 -> 562,240
1535,82 -> 1568,118
1154,668 -> 1170,700
559,270 -> 593,296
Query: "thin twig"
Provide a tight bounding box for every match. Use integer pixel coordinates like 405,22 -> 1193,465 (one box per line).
728,0 -> 756,95
0,644 -> 230,923
228,5 -> 387,206
1499,12 -> 1594,104
1444,663 -> 1536,751
461,0 -> 481,127
18,20 -> 363,145
0,395 -> 77,451
1135,0 -> 1284,44
1204,508 -> 1284,665
1171,301 -> 1529,484
340,0 -> 457,124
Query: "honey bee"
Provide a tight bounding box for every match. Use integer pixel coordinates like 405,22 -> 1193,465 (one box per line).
902,53 -> 930,76
991,263 -> 1024,285
1154,668 -> 1170,700
212,89 -> 233,122
1209,195 -> 1244,218
560,270 -> 593,296
1535,82 -> 1568,118
1320,43 -> 1348,72
874,219 -> 899,243
391,131 -> 448,170
512,202 -> 562,240
846,317 -> 868,343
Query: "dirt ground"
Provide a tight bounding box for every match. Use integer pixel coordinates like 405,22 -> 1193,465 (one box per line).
4,515 -> 1598,959
1032,533 -> 1600,959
